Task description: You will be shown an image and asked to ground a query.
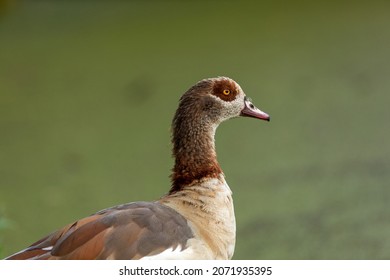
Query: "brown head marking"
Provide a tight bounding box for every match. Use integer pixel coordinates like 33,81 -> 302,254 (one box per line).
211,78 -> 240,102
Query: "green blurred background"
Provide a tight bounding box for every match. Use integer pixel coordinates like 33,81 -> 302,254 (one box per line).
1,0 -> 390,259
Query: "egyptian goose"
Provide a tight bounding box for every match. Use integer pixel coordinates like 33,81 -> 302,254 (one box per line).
5,77 -> 270,260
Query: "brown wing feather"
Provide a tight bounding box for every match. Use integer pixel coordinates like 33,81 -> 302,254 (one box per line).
51,216 -> 108,256
5,202 -> 193,260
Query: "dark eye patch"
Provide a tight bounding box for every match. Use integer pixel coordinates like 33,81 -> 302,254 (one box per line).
211,80 -> 239,102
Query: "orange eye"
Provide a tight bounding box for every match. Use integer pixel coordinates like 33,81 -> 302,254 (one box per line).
223,89 -> 230,95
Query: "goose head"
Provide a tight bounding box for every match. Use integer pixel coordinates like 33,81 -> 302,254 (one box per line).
173,76 -> 270,129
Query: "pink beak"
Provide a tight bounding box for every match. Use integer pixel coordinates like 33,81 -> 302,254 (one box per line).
240,96 -> 270,121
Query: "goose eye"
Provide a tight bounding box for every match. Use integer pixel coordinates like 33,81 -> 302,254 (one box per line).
223,89 -> 230,95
